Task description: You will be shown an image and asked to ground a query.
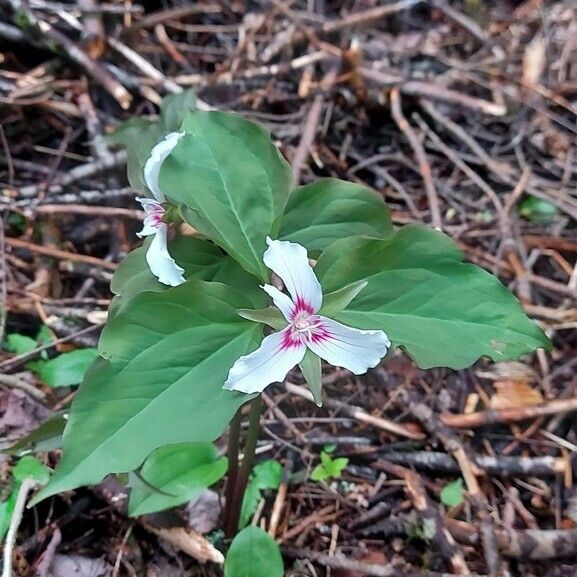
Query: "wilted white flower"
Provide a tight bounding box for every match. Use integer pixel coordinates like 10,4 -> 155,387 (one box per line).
137,132 -> 185,287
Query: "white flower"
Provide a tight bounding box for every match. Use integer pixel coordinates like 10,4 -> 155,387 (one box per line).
223,237 -> 391,394
137,132 -> 185,287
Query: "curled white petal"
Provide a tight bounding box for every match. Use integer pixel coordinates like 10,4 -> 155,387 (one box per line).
143,131 -> 184,203
223,328 -> 306,394
136,197 -> 164,238
263,237 -> 322,313
145,224 -> 185,287
137,219 -> 159,238
306,316 -> 390,375
261,284 -> 294,322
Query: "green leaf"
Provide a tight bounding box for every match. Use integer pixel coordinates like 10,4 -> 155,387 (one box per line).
518,196 -> 558,224
280,179 -> 393,251
160,111 -> 292,279
237,307 -> 286,331
28,349 -> 100,387
239,460 -> 282,528
108,118 -> 162,191
311,451 -> 348,482
159,89 -> 197,132
128,442 -> 227,517
0,457 -> 51,542
110,236 -> 264,319
0,492 -> 17,542
12,456 -> 50,485
299,350 -> 322,407
4,412 -> 67,455
33,280 -> 261,504
225,526 -> 284,577
320,279 -> 368,318
315,225 -> 550,369
4,334 -> 36,355
440,478 -> 464,507
36,325 -> 54,345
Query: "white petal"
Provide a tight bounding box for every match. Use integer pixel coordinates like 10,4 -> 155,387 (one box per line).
146,224 -> 185,286
261,284 -> 294,321
223,328 -> 306,394
137,218 -> 158,238
306,316 -> 390,375
143,131 -> 184,203
136,197 -> 164,237
263,237 -> 322,313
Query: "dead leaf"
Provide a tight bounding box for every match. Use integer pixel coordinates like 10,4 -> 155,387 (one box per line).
185,489 -> 221,534
490,380 -> 544,410
143,523 -> 224,564
333,550 -> 388,577
522,35 -> 546,87
0,389 -> 50,439
48,554 -> 111,577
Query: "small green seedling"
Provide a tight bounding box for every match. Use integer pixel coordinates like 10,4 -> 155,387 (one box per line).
310,449 -> 348,482
518,196 -> 558,224
440,478 -> 464,507
3,326 -> 97,387
240,460 -> 282,528
0,457 -> 50,542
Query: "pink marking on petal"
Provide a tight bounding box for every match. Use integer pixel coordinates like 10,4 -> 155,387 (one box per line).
281,329 -> 303,351
140,199 -> 166,230
308,318 -> 333,344
291,295 -> 315,319
149,213 -> 164,227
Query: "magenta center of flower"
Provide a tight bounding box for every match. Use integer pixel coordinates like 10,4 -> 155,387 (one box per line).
281,305 -> 332,351
145,202 -> 165,229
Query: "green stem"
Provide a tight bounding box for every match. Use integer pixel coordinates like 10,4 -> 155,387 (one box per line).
223,409 -> 241,532
225,395 -> 262,537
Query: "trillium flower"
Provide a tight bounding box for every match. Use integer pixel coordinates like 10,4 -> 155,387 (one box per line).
223,237 -> 391,394
137,132 -> 185,287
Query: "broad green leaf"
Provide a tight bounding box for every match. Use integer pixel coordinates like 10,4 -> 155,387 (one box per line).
13,456 -> 50,485
28,349 -> 99,387
4,334 -> 36,355
239,460 -> 282,528
159,89 -> 197,132
315,225 -> 550,369
237,307 -> 286,331
225,526 -> 284,577
33,280 -> 260,504
160,111 -> 292,280
108,118 -> 162,191
110,236 -> 264,320
299,350 -> 322,406
128,442 -> 227,517
4,412 -> 67,455
280,179 -> 393,251
440,478 -> 464,507
320,279 -> 368,318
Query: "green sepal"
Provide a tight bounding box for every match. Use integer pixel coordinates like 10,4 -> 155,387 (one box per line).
299,350 -> 322,407
237,307 -> 286,331
320,279 -> 368,318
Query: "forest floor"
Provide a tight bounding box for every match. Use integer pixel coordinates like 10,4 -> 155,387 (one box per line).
1,1 -> 577,576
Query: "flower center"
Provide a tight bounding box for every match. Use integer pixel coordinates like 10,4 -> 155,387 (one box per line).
292,312 -> 311,332
146,202 -> 165,228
